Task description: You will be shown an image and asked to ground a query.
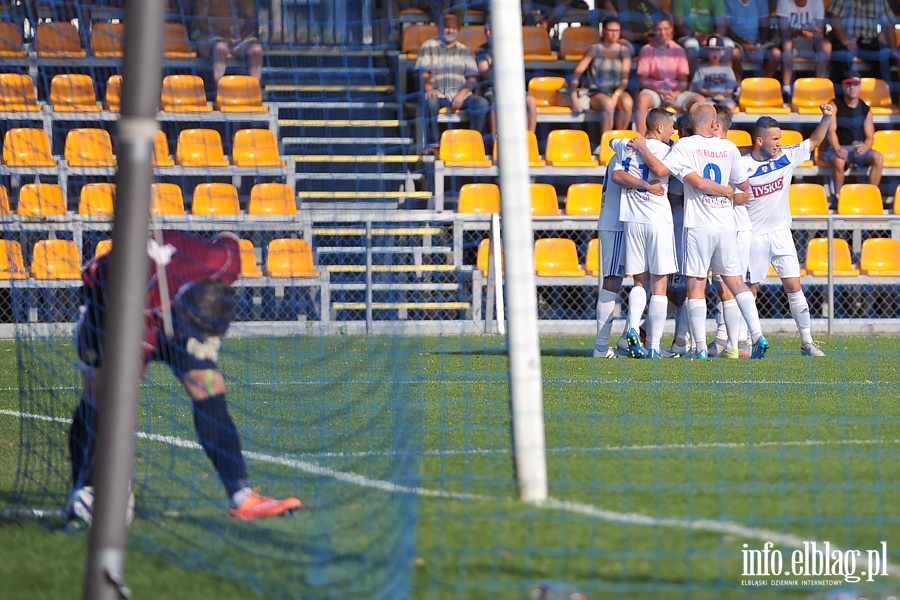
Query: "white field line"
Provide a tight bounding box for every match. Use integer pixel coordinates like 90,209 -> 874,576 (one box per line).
1,408 -> 897,576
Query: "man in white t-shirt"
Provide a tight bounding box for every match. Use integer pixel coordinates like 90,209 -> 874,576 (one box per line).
657,102 -> 769,359
742,106 -> 833,356
611,108 -> 675,359
776,0 -> 831,101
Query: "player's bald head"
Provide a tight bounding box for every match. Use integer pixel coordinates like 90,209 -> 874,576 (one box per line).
689,102 -> 717,130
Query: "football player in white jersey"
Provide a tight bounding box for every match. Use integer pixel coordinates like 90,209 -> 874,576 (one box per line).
742,106 -> 834,356
612,108 -> 675,359
652,102 -> 769,359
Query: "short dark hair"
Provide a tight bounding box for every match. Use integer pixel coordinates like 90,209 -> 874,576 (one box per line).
676,113 -> 694,136
602,16 -> 621,29
714,104 -> 733,130
646,107 -> 673,133
175,278 -> 236,339
752,116 -> 781,140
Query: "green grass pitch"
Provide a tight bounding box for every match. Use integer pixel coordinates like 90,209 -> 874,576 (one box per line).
1,334 -> 899,599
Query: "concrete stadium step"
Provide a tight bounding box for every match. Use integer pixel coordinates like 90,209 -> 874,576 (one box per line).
276,102 -> 400,121
282,138 -> 414,154
296,190 -> 432,210
265,48 -> 392,70
264,83 -> 395,102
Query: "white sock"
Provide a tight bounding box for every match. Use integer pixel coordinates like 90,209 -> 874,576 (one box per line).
715,298 -> 727,341
628,285 -> 647,332
647,295 -> 668,352
735,291 -> 762,342
594,288 -> 618,352
231,486 -> 253,509
738,317 -> 749,348
673,301 -> 690,346
788,290 -> 814,345
688,298 -> 708,352
722,299 -> 740,351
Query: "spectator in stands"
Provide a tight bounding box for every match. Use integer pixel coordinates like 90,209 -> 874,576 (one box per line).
416,13 -> 489,153
826,0 -> 900,96
634,16 -> 705,135
821,75 -> 883,198
193,0 -> 264,84
724,0 -> 781,83
597,0 -> 672,53
568,16 -> 634,132
776,0 -> 830,102
672,0 -> 732,75
476,21 -> 538,136
524,0 -> 591,30
690,36 -> 738,111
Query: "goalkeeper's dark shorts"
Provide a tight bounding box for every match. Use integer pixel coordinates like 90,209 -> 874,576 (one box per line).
75,299 -> 217,379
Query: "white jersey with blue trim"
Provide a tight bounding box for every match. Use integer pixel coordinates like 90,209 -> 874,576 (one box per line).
741,140 -> 811,235
597,139 -> 629,232
615,137 -> 672,225
662,134 -> 747,229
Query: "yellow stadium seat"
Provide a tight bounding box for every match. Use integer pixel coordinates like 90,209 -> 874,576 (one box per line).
232,128 -> 283,167
17,183 -> 66,218
789,184 -> 830,215
248,182 -> 297,215
530,183 -> 559,216
805,238 -> 859,276
896,184 -> 900,215
176,129 -> 230,167
493,130 -> 547,167
0,22 -> 27,58
522,26 -> 557,60
860,238 -> 900,276
457,182 -> 500,213
402,24 -> 437,58
726,129 -> 752,147
239,239 -> 263,278
152,129 -> 175,167
0,73 -> 41,112
458,25 -> 487,55
266,238 -> 321,278
0,239 -> 26,279
837,183 -> 883,215
860,78 -> 895,115
79,183 -> 116,216
3,128 -> 56,167
439,129 -> 492,167
105,74 -> 122,112
95,239 -> 113,258
65,128 -> 115,167
161,75 -> 212,112
791,77 -> 834,114
50,73 -> 102,112
585,237 -> 602,277
216,75 -> 267,113
35,22 -> 86,58
545,129 -> 599,167
559,25 -> 600,60
780,130 -> 813,166
191,182 -> 240,215
150,182 -> 185,215
0,185 -> 9,215
31,239 -> 81,279
163,22 -> 197,58
872,130 -> 900,167
476,238 -> 503,275
527,76 -> 571,114
565,183 -> 603,215
90,21 -> 124,57
598,129 -> 639,166
738,77 -> 790,114
534,238 -> 586,276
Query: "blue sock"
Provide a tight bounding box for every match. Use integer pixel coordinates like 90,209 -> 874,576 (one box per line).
69,397 -> 96,488
192,394 -> 248,497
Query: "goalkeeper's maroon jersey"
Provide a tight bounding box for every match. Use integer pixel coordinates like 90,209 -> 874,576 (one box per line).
81,231 -> 241,358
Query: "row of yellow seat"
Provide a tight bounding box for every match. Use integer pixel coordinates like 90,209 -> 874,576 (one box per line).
476,236 -> 900,279
0,237 -> 319,280
402,23 -> 596,61
2,126 -> 283,169
0,21 -> 196,60
457,181 -> 900,216
0,181 -> 297,218
0,73 -> 266,114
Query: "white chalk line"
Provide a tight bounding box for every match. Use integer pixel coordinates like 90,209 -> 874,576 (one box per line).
1,408 -> 897,576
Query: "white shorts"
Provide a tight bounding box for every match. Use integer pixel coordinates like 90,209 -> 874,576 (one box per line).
599,229 -> 626,279
713,229 -> 751,283
624,221 -> 677,276
683,226 -> 742,278
747,228 -> 802,284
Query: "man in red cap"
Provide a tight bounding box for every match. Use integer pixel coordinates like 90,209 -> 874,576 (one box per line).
820,75 -> 883,199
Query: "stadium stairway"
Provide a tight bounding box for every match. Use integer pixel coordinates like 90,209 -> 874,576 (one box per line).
263,48 -> 431,210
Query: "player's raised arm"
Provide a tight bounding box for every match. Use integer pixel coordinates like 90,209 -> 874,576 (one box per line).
806,102 -> 835,150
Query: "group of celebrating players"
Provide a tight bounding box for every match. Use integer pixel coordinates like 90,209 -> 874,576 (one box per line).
593,100 -> 833,360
